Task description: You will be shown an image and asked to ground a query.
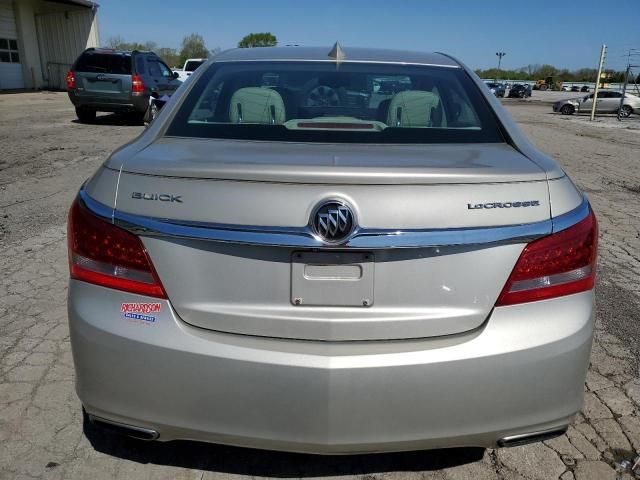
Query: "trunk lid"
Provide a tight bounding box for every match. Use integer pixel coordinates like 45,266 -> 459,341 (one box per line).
104,140 -> 551,341
115,137 -> 547,184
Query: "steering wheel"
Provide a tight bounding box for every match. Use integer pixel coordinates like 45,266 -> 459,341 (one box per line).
305,85 -> 341,107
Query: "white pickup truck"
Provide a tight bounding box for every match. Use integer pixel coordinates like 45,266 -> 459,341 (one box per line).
173,58 -> 206,82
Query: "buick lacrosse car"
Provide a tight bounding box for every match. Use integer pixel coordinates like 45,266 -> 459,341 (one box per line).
68,45 -> 597,453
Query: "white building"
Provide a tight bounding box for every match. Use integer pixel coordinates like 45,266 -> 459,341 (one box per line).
0,0 -> 99,90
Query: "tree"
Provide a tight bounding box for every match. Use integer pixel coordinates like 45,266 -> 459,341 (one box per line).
536,64 -> 558,78
473,64 -> 631,83
143,41 -> 157,52
104,36 -> 150,52
237,32 -> 277,48
179,34 -> 209,65
156,47 -> 180,68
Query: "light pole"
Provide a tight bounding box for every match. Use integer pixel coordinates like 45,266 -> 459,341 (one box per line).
496,52 -> 506,81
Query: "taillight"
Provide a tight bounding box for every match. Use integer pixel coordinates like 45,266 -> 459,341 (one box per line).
131,74 -> 145,95
66,71 -> 76,89
67,198 -> 166,298
496,210 -> 597,306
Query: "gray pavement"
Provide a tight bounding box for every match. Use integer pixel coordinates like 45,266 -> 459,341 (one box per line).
1,93 -> 639,479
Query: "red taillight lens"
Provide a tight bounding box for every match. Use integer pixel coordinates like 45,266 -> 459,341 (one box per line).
67,199 -> 166,298
131,74 -> 144,95
496,210 -> 598,306
66,70 -> 76,89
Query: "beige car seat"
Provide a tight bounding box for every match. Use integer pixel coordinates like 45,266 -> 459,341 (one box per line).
229,87 -> 286,124
386,90 -> 446,127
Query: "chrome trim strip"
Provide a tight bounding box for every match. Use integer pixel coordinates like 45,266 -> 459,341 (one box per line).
79,189 -> 590,249
552,196 -> 590,232
498,426 -> 567,447
81,188 -> 115,221
214,59 -> 461,68
88,414 -> 159,441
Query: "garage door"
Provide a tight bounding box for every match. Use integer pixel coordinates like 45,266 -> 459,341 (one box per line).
0,1 -> 24,89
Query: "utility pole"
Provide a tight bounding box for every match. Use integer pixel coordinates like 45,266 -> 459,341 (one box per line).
590,44 -> 606,121
495,52 -> 506,81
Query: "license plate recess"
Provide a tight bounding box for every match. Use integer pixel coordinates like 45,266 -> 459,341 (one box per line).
291,251 -> 374,307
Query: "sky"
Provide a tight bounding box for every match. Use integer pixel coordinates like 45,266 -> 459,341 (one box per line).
98,0 -> 640,71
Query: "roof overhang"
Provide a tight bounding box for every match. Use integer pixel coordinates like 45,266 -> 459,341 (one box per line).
45,0 -> 99,9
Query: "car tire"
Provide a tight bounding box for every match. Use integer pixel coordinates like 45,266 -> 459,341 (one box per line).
619,105 -> 633,118
560,104 -> 575,115
75,107 -> 96,124
128,111 -> 146,125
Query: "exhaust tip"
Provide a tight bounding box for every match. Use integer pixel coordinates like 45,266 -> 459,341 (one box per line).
498,426 -> 567,448
88,414 -> 159,441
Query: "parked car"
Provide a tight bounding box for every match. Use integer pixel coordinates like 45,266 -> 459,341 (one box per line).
66,48 -> 182,123
145,94 -> 171,123
174,58 -> 207,82
580,85 -> 590,92
508,83 -> 532,98
553,90 -> 639,117
485,81 -> 506,97
69,46 -> 597,454
570,85 -> 580,92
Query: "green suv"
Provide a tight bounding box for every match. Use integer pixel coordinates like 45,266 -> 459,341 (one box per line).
66,48 -> 182,123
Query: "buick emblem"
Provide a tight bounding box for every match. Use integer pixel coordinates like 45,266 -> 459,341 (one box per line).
311,200 -> 356,244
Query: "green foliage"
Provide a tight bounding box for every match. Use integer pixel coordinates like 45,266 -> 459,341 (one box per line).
156,47 -> 180,68
179,33 -> 209,65
475,68 -> 531,81
104,36 -> 156,52
104,35 -> 218,70
238,32 -> 277,48
475,64 -> 613,83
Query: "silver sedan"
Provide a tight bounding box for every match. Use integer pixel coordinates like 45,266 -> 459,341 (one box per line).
68,46 -> 597,453
553,90 -> 640,117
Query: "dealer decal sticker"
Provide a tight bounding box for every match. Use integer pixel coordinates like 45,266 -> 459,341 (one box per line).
121,303 -> 161,323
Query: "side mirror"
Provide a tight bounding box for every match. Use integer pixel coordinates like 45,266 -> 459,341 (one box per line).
173,71 -> 179,79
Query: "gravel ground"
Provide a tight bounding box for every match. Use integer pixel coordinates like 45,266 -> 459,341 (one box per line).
0,92 -> 639,480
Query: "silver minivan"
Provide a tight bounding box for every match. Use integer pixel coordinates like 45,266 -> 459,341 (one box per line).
68,46 -> 597,454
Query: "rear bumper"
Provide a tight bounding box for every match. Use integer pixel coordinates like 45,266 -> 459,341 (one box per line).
67,90 -> 148,113
69,280 -> 593,454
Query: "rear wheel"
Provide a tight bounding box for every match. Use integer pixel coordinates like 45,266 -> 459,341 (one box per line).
619,105 -> 633,118
75,107 -> 96,124
560,104 -> 575,115
128,110 -> 146,125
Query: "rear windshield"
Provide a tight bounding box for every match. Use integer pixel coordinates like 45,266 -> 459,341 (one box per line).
166,61 -> 504,144
185,60 -> 204,72
74,52 -> 132,74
